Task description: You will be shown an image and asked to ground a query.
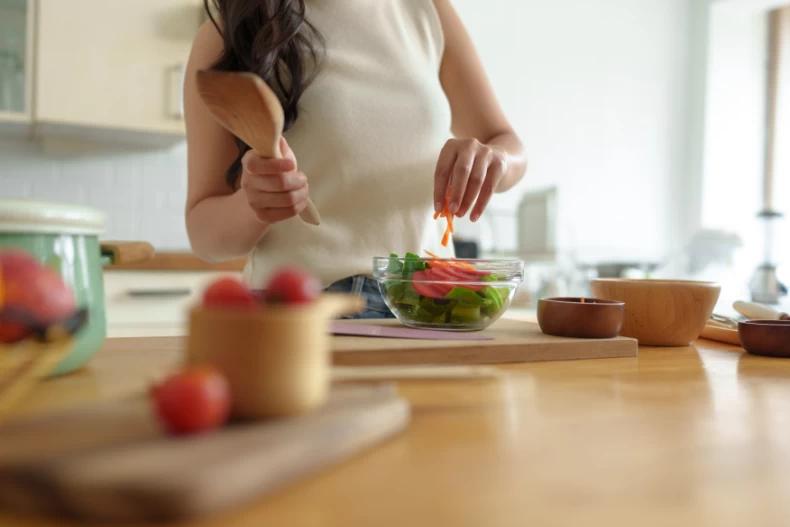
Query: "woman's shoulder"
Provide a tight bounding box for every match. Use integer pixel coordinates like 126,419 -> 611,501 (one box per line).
189,19 -> 224,68
397,0 -> 446,62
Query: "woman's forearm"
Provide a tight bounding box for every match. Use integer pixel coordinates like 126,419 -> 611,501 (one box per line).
487,131 -> 527,193
186,190 -> 271,262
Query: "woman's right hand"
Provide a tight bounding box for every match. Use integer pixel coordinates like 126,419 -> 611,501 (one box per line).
240,137 -> 310,224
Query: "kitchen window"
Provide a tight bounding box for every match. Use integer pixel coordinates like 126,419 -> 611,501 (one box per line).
699,2 -> 790,303
768,6 -> 790,248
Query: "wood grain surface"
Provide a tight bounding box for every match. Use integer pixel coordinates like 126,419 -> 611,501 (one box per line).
0,385 -> 408,522
3,329 -> 790,527
330,319 -> 637,365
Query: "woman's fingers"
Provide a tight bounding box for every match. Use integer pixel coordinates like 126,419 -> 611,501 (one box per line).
240,141 -> 310,225
456,149 -> 490,218
248,184 -> 310,209
243,170 -> 307,193
280,137 -> 297,165
433,143 -> 457,211
446,146 -> 476,214
244,155 -> 296,175
435,138 -> 503,216
470,156 -> 507,222
253,201 -> 308,224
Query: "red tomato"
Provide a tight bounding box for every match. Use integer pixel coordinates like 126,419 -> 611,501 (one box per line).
425,266 -> 457,281
265,267 -> 321,304
422,268 -> 482,293
0,250 -> 76,343
429,266 -> 476,282
151,367 -> 231,435
202,277 -> 257,309
429,264 -> 487,283
412,270 -> 452,298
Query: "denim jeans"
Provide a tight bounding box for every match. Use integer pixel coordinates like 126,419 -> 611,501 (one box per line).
325,275 -> 396,319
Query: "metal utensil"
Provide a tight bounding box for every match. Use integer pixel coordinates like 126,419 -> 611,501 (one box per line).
195,70 -> 321,226
710,313 -> 738,329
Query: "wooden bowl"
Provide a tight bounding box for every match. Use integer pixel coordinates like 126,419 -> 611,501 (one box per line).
590,279 -> 720,346
537,297 -> 624,338
186,295 -> 363,419
738,320 -> 790,358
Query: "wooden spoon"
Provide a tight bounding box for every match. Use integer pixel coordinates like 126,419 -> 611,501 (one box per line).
196,70 -> 321,226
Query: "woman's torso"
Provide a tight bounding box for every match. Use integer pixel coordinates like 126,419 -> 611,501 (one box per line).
244,0 -> 452,287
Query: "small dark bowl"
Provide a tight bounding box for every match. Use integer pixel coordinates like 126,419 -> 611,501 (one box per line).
538,297 -> 625,339
738,320 -> 790,358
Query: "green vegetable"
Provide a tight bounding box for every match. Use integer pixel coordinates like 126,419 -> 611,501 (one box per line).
385,281 -> 406,302
480,286 -> 508,312
419,297 -> 450,315
402,252 -> 427,277
495,287 -> 510,302
387,253 -> 403,274
451,305 -> 481,323
401,284 -> 421,306
480,298 -> 497,317
382,253 -> 512,328
446,287 -> 483,306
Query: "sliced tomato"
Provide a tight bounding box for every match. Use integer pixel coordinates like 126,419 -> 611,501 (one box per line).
412,280 -> 445,299
427,265 -> 483,291
412,270 -> 453,298
427,266 -> 460,281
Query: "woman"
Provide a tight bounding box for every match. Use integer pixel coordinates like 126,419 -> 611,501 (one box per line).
185,0 -> 526,317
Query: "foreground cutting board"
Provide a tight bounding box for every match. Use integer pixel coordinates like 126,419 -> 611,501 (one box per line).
331,319 -> 638,366
0,384 -> 408,523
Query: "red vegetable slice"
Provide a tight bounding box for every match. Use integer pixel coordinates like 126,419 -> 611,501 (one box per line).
426,266 -> 484,291
412,270 -> 452,299
203,277 -> 257,309
151,367 -> 231,435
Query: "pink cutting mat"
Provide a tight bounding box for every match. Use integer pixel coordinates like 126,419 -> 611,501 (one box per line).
330,321 -> 494,341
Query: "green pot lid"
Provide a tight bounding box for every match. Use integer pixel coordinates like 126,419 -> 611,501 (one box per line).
0,199 -> 105,235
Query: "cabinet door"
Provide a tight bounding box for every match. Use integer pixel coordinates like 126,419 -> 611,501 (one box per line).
0,0 -> 33,124
35,0 -> 203,137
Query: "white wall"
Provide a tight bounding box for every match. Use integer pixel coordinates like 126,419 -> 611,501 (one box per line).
0,139 -> 190,249
701,3 -> 767,236
452,0 -> 692,263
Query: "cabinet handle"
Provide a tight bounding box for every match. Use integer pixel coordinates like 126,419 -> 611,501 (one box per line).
166,63 -> 186,120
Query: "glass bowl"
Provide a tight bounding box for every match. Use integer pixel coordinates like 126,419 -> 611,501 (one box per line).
372,255 -> 524,331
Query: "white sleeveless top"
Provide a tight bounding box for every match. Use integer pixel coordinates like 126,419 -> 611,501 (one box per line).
244,0 -> 453,287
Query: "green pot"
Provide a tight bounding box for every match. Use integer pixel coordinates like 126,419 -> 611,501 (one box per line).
0,199 -> 151,375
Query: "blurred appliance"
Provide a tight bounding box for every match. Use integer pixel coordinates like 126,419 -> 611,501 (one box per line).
517,187 -> 557,262
752,11 -> 788,304
453,238 -> 479,259
750,212 -> 785,304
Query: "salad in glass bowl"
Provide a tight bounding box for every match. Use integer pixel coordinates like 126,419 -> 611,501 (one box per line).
373,253 -> 524,331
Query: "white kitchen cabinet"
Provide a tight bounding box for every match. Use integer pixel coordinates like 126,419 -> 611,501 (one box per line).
0,0 -> 203,144
0,0 -> 34,132
104,270 -> 233,338
35,0 -> 203,144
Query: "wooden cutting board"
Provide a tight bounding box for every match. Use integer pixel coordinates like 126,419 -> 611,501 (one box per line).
331,319 -> 638,366
0,384 -> 408,523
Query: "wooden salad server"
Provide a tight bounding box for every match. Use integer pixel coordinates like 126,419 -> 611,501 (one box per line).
196,70 -> 321,226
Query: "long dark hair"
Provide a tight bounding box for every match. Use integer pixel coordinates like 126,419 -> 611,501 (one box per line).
203,0 -> 323,187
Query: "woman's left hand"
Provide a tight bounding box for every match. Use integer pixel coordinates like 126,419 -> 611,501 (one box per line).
433,138 -> 509,222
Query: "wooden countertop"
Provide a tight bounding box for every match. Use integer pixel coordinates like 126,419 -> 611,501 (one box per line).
4,334 -> 790,526
107,251 -> 246,272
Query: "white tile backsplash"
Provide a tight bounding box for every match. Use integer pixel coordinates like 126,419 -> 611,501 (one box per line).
0,137 -> 191,249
